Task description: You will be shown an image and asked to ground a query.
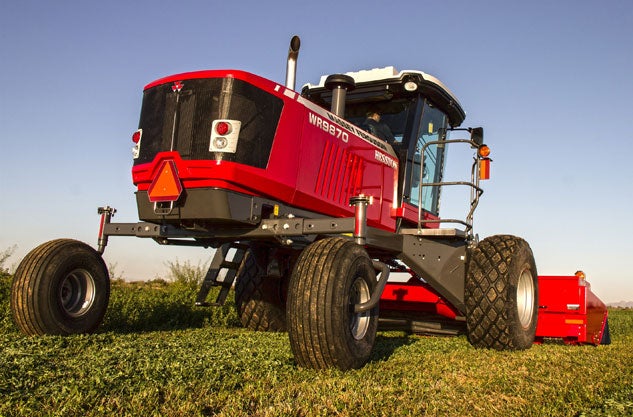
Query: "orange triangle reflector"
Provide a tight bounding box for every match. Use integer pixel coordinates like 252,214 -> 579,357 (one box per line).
147,160 -> 183,202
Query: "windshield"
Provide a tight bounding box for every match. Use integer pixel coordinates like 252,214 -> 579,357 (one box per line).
407,101 -> 448,214
345,98 -> 413,145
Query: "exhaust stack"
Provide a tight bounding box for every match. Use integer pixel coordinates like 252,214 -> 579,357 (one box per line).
324,74 -> 356,117
285,35 -> 301,90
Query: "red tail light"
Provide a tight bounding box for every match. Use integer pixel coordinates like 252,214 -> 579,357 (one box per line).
215,121 -> 231,136
132,129 -> 142,143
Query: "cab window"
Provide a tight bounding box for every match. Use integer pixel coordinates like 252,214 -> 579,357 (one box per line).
345,99 -> 412,144
407,101 -> 448,214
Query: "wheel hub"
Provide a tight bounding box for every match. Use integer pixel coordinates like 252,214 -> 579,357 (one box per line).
517,268 -> 535,329
59,269 -> 96,317
350,277 -> 371,340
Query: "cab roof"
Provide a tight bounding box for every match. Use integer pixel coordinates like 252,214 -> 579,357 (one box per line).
302,66 -> 466,127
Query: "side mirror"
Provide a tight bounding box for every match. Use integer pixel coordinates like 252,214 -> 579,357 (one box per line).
470,127 -> 484,146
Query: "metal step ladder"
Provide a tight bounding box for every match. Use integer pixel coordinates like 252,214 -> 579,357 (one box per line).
195,242 -> 249,307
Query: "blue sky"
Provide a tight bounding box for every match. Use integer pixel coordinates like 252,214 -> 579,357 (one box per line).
1,0 -> 632,303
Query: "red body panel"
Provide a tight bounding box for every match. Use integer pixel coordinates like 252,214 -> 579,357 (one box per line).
379,274 -> 609,345
133,70 -> 400,232
535,275 -> 609,345
379,278 -> 461,319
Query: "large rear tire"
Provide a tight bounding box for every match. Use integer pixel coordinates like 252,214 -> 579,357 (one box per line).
11,239 -> 110,336
287,237 -> 378,370
235,250 -> 287,332
465,235 -> 538,350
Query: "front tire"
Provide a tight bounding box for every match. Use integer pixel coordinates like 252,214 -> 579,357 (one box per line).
287,237 -> 378,370
11,239 -> 110,336
465,235 -> 538,350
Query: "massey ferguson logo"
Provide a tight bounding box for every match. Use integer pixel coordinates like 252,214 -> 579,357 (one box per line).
171,81 -> 184,92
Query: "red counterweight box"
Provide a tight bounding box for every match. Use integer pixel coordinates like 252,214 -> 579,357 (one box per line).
535,272 -> 610,345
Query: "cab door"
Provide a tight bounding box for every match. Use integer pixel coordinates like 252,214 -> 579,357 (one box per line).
403,100 -> 449,218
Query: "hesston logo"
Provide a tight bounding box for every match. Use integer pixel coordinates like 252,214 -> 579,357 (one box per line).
374,150 -> 398,169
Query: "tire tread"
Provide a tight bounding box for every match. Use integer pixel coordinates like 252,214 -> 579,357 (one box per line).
466,235 -> 537,350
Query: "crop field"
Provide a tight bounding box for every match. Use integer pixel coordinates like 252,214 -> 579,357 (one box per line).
1,271 -> 632,417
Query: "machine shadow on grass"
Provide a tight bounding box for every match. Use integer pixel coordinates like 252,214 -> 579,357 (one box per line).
99,281 -> 241,334
100,304 -> 239,334
4,275 -> 448,366
102,296 -> 417,365
369,333 -> 418,363
99,281 -> 417,365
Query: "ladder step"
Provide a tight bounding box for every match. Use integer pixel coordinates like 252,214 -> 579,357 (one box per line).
219,260 -> 242,270
195,243 -> 248,306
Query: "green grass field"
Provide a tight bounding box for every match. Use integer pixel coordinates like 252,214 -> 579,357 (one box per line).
1,273 -> 632,417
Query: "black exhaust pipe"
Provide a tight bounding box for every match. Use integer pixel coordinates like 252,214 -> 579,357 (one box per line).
324,74 -> 355,117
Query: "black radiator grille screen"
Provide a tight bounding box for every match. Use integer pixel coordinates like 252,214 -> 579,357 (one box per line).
135,77 -> 283,169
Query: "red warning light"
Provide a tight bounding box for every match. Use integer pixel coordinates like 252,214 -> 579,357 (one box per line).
132,129 -> 142,144
147,160 -> 183,202
215,121 -> 231,136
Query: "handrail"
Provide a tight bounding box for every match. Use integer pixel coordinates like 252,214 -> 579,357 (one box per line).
416,138 -> 485,238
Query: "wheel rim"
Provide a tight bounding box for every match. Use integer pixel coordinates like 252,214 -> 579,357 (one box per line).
349,277 -> 371,340
59,269 -> 96,317
516,268 -> 535,329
